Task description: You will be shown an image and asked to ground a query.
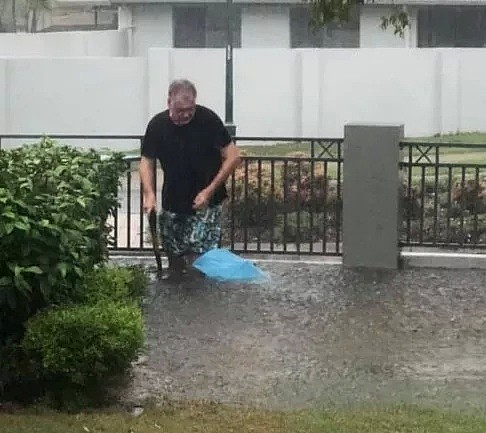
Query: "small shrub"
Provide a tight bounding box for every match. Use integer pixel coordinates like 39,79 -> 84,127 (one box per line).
79,265 -> 149,306
279,154 -> 341,213
120,264 -> 149,301
0,138 -> 127,343
229,160 -> 283,228
452,178 -> 486,214
0,341 -> 43,403
22,301 -> 144,408
224,154 -> 342,244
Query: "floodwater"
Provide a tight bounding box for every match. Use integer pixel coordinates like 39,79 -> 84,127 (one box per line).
119,261 -> 486,412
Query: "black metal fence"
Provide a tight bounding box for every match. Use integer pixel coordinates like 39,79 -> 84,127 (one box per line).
226,138 -> 343,255
112,138 -> 344,256
6,133 -> 485,254
400,141 -> 486,250
0,134 -> 343,256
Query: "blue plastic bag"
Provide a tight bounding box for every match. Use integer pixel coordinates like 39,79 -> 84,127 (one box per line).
192,248 -> 270,283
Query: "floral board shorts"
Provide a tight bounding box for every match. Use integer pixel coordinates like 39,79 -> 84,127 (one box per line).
158,205 -> 223,256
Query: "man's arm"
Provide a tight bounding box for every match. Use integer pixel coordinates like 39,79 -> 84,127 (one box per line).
207,143 -> 241,194
193,142 -> 241,210
140,114 -> 161,213
140,156 -> 156,213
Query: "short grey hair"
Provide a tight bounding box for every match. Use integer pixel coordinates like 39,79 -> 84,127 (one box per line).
168,79 -> 197,98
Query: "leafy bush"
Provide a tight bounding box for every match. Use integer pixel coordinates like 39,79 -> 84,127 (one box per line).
229,159 -> 283,228
0,340 -> 43,403
451,178 -> 486,214
1,264 -> 148,405
0,138 -> 145,407
22,301 -> 144,408
227,149 -> 485,248
225,155 -> 342,244
79,265 -> 149,306
0,138 -> 127,342
400,174 -> 486,245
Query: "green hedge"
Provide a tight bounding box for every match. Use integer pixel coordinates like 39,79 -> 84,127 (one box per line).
0,139 -> 147,409
225,157 -> 342,245
78,265 -> 149,306
224,157 -> 485,246
401,175 -> 486,245
22,301 -> 144,408
0,138 -> 128,342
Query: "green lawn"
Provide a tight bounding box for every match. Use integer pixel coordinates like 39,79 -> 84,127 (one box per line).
2,403 -> 486,433
438,152 -> 486,164
240,132 -> 486,159
240,141 -> 310,157
118,142 -> 312,158
118,132 -> 486,160
404,132 -> 486,165
408,132 -> 486,144
122,133 -> 486,182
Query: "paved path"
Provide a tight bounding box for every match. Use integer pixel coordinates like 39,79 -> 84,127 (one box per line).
117,261 -> 486,412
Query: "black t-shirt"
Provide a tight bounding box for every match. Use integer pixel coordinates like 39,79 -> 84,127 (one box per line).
141,105 -> 232,215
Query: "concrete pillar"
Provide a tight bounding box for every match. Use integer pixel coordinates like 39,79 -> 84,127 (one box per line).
343,124 -> 403,269
405,6 -> 419,48
118,6 -> 134,56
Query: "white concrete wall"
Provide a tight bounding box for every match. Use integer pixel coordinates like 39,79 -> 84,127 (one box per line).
0,57 -> 146,149
146,48 -> 298,136
0,30 -> 128,57
318,49 -> 437,137
132,4 -> 173,57
360,5 -> 418,48
455,49 -> 486,133
3,48 -> 486,144
146,48 -> 225,119
0,60 -> 7,134
241,5 -> 290,48
235,49 -> 298,136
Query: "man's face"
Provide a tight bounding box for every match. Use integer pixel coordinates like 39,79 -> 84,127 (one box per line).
168,91 -> 196,126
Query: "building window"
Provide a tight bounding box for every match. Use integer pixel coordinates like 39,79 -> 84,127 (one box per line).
418,6 -> 486,47
173,4 -> 241,48
290,5 -> 359,48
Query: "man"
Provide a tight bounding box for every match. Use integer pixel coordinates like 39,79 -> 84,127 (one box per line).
140,79 -> 241,280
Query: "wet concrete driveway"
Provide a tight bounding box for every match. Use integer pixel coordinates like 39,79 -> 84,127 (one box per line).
125,262 -> 486,411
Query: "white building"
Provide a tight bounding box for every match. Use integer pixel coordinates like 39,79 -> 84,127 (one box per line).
362,0 -> 486,48
115,0 -> 360,56
112,0 -> 486,56
2,0 -> 486,140
5,0 -> 486,54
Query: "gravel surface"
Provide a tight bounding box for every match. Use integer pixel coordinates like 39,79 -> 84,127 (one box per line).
118,261 -> 486,412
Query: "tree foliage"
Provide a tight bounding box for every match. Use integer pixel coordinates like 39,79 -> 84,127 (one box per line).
306,0 -> 411,37
0,0 -> 51,32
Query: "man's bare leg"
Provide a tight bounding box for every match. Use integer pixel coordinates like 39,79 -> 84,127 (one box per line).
164,252 -> 185,281
184,253 -> 205,278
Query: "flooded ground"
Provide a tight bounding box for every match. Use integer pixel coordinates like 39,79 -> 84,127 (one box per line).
119,261 -> 486,412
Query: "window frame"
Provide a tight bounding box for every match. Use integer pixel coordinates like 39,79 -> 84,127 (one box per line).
172,3 -> 242,49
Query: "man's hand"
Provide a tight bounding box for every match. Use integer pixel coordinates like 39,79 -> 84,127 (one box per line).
193,188 -> 212,210
140,156 -> 157,213
143,192 -> 157,214
192,143 -> 240,211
